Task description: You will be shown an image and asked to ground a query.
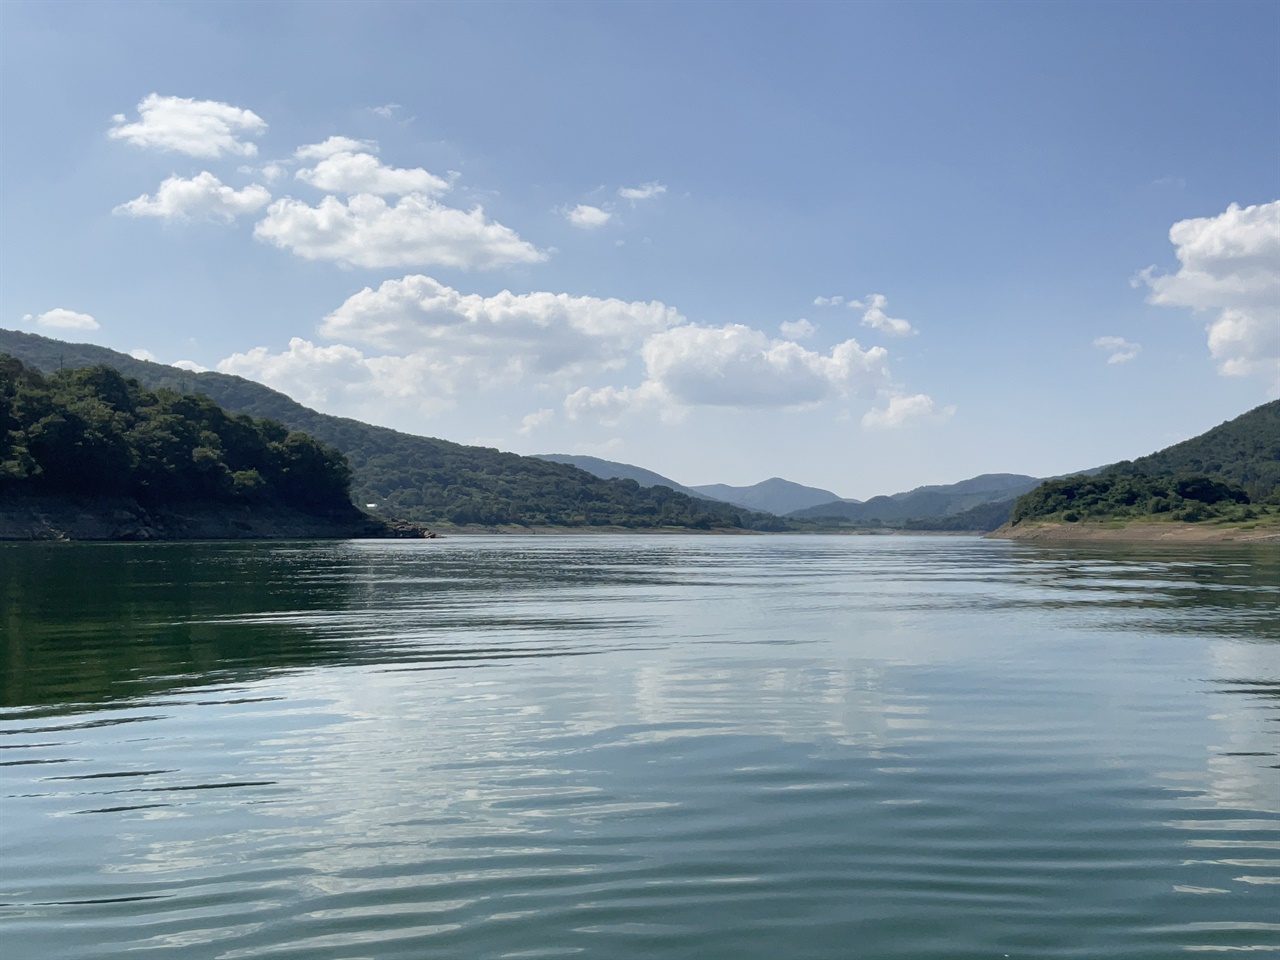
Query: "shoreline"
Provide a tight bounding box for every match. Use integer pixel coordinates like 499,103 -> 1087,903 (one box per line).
0,496 -> 434,541
988,520 -> 1280,544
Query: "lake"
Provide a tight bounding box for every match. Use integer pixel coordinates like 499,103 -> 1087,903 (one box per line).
2,535 -> 1277,958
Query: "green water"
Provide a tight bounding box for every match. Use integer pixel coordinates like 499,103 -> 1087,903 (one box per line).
2,536 -> 1277,958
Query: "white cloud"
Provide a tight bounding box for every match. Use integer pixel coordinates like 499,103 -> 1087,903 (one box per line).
114,172 -> 271,222
371,104 -> 401,120
618,181 -> 667,202
1139,200 -> 1279,379
296,149 -> 449,196
108,93 -> 266,158
780,318 -> 816,339
849,294 -> 916,337
320,274 -> 682,375
294,136 -> 377,161
564,381 -> 672,426
218,278 -> 687,424
219,280 -> 937,437
218,338 -> 457,420
813,295 -> 845,307
254,194 -> 547,270
518,408 -> 555,434
129,348 -> 157,362
1093,335 -> 1141,365
25,308 -> 99,331
239,162 -> 288,184
172,359 -> 208,373
861,393 -> 954,429
565,204 -> 612,228
639,324 -> 890,409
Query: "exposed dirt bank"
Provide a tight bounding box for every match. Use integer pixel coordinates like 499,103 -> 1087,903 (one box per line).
0,496 -> 435,541
988,520 -> 1280,543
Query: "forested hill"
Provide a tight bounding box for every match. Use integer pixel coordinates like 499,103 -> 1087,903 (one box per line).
1010,401 -> 1280,525
0,330 -> 783,530
1,356 -> 354,515
1111,400 -> 1280,497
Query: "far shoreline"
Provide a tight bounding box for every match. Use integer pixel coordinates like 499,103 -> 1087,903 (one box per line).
988,519 -> 1280,544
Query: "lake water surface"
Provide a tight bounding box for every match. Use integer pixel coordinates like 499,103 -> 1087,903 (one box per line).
2,535 -> 1277,958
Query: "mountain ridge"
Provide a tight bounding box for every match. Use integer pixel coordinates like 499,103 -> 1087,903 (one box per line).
0,329 -> 785,531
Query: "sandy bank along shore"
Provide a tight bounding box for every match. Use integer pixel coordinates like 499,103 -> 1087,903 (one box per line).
988,520 -> 1280,544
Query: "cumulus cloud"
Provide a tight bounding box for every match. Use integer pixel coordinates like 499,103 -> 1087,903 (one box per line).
518,408 -> 555,434
320,274 -> 682,374
813,295 -> 845,307
239,162 -> 287,184
861,393 -> 954,429
849,294 -> 916,336
108,93 -> 266,158
618,181 -> 666,202
25,308 -> 99,331
565,203 -> 612,228
218,279 -> 935,436
1138,200 -> 1279,379
1093,335 -> 1141,365
113,172 -> 271,222
296,147 -> 449,196
294,136 -> 378,161
779,318 -> 816,339
564,381 -> 672,426
219,278 -> 688,424
129,348 -> 157,362
641,325 -> 890,408
172,359 -> 208,373
218,338 -> 457,420
562,324 -> 896,423
371,104 -> 401,120
254,194 -> 546,270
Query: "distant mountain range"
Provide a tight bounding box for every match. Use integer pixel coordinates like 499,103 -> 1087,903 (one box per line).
691,478 -> 856,515
538,455 -> 855,516
534,455 -> 707,500
790,473 -> 1042,522
533,454 -> 1033,525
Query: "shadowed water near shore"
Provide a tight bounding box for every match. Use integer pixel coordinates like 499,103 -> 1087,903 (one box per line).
2,536 -> 1277,958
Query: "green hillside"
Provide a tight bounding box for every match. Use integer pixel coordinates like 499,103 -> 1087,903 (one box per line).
0,330 -> 784,530
1010,401 -> 1280,526
1,356 -> 354,516
534,454 -> 708,500
1112,401 -> 1280,498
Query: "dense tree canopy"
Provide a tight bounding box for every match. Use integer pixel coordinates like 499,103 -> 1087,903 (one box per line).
1010,401 -> 1280,525
0,356 -> 354,515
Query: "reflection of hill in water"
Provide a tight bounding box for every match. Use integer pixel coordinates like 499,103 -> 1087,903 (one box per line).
0,542 -> 655,717
1006,543 -> 1280,641
1,543 -> 358,715
3,538 -> 1277,731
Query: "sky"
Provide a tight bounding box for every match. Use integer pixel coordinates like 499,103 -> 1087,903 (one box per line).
1,1 -> 1277,500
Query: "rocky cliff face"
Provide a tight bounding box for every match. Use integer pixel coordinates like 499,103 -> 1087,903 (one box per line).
0,496 -> 435,541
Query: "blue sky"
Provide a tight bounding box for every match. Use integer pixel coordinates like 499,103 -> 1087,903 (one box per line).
2,1 -> 1276,498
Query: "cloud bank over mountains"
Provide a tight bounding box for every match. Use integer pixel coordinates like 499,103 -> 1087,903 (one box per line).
219,275 -> 923,431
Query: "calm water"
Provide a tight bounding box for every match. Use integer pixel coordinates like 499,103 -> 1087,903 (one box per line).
1,535 -> 1277,959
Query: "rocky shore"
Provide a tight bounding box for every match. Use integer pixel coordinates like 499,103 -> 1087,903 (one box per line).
0,496 -> 436,541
